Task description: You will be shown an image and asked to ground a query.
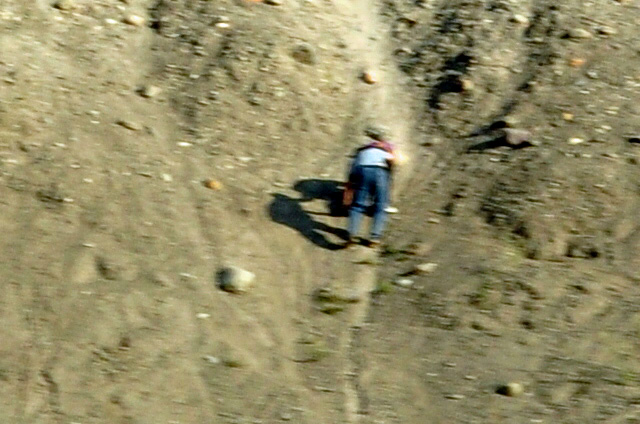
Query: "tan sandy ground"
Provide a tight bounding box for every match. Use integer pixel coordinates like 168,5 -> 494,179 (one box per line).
1,1 -> 640,423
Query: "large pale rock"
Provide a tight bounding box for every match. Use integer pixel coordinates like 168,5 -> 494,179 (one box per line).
216,266 -> 255,293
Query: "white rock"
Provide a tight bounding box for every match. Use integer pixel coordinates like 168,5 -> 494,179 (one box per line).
203,355 -> 220,364
511,14 -> 529,25
568,28 -> 593,39
124,15 -> 145,27
568,137 -> 585,145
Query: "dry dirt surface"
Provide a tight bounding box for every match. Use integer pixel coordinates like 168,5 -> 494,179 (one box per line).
1,0 -> 640,423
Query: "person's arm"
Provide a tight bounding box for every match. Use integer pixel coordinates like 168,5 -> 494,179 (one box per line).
385,150 -> 396,173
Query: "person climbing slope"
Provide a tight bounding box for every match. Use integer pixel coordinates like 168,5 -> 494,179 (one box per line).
344,127 -> 396,248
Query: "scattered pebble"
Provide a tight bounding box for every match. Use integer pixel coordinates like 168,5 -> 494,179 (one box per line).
511,14 -> 529,25
124,15 -> 145,27
139,85 -> 161,98
116,120 -> 142,131
562,112 -> 574,121
313,287 -> 361,303
445,394 -> 465,400
196,313 -> 210,319
361,70 -> 378,85
586,70 -> 599,79
264,0 -> 283,5
597,26 -> 617,36
569,57 -> 586,67
414,262 -> 438,274
394,278 -> 414,287
567,28 -> 593,39
203,179 -> 222,190
280,412 -> 292,421
319,303 -> 344,314
203,355 -> 220,364
568,137 -> 584,145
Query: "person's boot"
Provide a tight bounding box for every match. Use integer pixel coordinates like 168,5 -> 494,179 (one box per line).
367,239 -> 381,248
343,237 -> 357,249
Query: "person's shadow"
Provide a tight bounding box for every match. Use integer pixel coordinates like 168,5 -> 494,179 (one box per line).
268,179 -> 350,250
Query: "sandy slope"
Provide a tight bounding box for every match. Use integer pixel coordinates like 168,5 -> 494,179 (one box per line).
1,1 -> 640,424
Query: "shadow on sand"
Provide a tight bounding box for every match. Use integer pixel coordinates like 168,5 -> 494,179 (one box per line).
268,179 -> 349,250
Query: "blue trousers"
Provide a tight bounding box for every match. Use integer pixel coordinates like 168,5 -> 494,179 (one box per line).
348,166 -> 390,240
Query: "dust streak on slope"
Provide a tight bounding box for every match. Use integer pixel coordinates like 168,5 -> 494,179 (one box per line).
328,0 -> 424,422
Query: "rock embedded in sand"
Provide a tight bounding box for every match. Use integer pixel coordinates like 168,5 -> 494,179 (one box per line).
117,119 -> 143,131
216,266 -> 255,293
291,43 -> 316,65
53,0 -> 74,10
445,394 -> 465,400
597,26 -> 617,36
265,0 -> 283,6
